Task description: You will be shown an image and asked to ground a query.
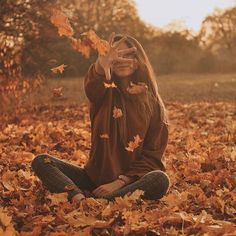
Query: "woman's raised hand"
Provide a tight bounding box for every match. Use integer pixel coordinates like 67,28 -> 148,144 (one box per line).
95,32 -> 137,81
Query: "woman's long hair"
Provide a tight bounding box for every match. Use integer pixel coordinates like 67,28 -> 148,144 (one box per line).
111,34 -> 169,125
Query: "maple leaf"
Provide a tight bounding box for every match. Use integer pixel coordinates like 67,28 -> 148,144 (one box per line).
127,82 -> 148,94
104,82 -> 117,88
113,106 -> 123,118
50,9 -> 74,37
100,133 -> 109,139
81,30 -> 110,56
52,87 -> 63,97
47,192 -> 68,205
125,134 -> 143,152
51,64 -> 67,74
71,37 -> 91,58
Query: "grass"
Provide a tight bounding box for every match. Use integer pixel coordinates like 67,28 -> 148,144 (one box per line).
22,73 -> 236,107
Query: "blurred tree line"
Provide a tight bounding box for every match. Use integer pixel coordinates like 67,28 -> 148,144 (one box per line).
1,0 -> 236,79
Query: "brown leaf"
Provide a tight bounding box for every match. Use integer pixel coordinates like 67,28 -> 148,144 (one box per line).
100,133 -> 109,139
52,87 -> 63,97
127,82 -> 148,94
81,30 -> 109,56
125,134 -> 143,152
71,37 -> 91,58
50,10 -> 74,37
51,64 -> 67,74
113,106 -> 123,118
104,82 -> 117,88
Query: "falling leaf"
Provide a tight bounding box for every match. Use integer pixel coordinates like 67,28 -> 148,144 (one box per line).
100,133 -> 109,139
52,87 -> 63,97
51,64 -> 67,74
71,37 -> 91,58
113,106 -> 123,118
127,82 -> 148,94
104,82 -> 117,88
50,10 -> 74,37
125,134 -> 143,152
81,30 -> 109,56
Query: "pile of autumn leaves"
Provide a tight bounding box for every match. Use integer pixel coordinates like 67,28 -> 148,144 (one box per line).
0,101 -> 235,235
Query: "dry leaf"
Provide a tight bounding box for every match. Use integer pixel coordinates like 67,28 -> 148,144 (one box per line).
100,133 -> 109,139
125,134 -> 143,152
50,10 -> 74,37
81,30 -> 109,56
52,87 -> 63,97
104,82 -> 117,88
113,106 -> 123,118
51,64 -> 67,74
71,37 -> 91,58
127,82 -> 148,94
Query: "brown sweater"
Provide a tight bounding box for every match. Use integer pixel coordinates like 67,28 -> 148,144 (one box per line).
83,63 -> 169,186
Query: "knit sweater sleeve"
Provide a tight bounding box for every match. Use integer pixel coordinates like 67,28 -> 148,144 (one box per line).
84,63 -> 113,104
123,103 -> 169,178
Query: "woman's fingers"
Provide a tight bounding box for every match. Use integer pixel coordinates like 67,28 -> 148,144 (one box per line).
115,57 -> 135,63
113,36 -> 127,49
108,32 -> 115,45
118,47 -> 137,56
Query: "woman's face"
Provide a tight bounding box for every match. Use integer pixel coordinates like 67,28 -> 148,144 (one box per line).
111,41 -> 138,78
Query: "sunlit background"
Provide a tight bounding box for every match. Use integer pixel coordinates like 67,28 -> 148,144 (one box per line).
136,0 -> 235,32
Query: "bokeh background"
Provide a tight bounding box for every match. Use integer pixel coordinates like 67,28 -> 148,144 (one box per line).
0,0 -> 236,110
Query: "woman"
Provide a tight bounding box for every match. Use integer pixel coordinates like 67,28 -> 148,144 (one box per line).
31,33 -> 170,204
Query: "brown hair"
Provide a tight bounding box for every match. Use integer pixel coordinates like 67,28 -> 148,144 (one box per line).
112,34 -> 169,125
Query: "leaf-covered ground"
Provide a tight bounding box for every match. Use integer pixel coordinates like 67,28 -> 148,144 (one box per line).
0,102 -> 235,235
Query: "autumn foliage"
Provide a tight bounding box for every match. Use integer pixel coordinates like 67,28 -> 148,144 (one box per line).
0,102 -> 235,235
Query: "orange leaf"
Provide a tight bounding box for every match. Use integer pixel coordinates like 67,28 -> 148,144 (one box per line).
104,82 -> 117,88
100,133 -> 109,139
71,38 -> 91,58
127,82 -> 148,94
52,87 -> 63,97
51,64 -> 67,74
50,10 -> 74,37
81,30 -> 109,56
113,106 -> 123,118
125,134 -> 143,152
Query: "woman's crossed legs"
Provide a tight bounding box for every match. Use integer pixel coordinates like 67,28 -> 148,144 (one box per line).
31,154 -> 170,202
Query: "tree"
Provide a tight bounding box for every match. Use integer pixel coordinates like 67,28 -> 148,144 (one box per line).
199,7 -> 236,56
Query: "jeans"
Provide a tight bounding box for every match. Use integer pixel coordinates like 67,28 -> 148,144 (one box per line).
31,154 -> 170,202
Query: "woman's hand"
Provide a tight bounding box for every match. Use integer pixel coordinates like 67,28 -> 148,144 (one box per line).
92,179 -> 125,198
95,32 -> 137,81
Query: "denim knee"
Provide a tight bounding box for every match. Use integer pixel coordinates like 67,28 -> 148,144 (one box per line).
31,153 -> 51,172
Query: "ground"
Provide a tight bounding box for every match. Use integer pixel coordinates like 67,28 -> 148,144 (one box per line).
0,73 -> 235,235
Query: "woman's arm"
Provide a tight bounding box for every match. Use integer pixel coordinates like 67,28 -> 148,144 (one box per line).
84,61 -> 114,104
122,103 -> 169,178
